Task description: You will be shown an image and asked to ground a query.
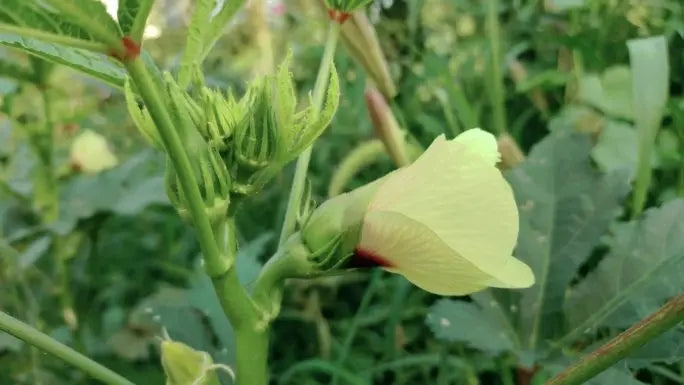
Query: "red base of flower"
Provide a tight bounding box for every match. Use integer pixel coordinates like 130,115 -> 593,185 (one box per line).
327,9 -> 351,24
109,36 -> 141,61
350,248 -> 393,268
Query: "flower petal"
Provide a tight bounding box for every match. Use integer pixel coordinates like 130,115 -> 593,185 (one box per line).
360,210 -> 526,295
453,128 -> 500,166
368,135 -> 519,277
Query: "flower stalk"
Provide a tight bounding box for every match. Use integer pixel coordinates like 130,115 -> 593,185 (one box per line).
278,20 -> 342,247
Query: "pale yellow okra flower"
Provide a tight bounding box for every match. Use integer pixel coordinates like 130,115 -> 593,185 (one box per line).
69,130 -> 118,173
302,128 -> 534,296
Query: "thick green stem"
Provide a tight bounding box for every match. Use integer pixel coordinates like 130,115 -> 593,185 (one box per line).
485,0 -> 507,135
0,311 -> 135,385
124,58 -> 229,278
0,23 -> 110,54
234,327 -> 270,385
278,21 -> 341,247
211,219 -> 258,329
545,294 -> 684,385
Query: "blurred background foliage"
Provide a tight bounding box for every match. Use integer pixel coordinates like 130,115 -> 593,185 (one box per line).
1,0 -> 683,384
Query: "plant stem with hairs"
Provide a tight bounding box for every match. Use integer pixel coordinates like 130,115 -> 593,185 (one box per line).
0,311 -> 136,385
545,294 -> 684,385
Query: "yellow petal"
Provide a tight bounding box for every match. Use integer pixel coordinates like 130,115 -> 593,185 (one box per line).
453,128 -> 500,166
368,135 -> 520,277
70,130 -> 118,173
359,211 -> 531,295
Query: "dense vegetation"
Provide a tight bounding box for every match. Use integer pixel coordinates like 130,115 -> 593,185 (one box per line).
0,0 -> 683,384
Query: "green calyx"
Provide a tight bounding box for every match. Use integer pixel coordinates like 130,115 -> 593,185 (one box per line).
160,340 -> 221,385
298,177 -> 384,272
164,73 -> 232,225
324,0 -> 373,13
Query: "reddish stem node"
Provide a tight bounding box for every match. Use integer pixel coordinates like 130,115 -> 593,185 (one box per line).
109,36 -> 141,61
327,9 -> 351,24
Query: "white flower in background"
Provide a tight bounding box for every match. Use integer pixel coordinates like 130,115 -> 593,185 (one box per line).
302,128 -> 534,296
70,130 -> 118,173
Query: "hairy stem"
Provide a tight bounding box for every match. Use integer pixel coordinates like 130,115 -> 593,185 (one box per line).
0,311 -> 136,385
545,294 -> 684,385
124,57 -> 229,277
278,20 -> 341,247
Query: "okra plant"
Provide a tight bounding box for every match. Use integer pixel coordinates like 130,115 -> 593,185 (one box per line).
0,1 -> 682,385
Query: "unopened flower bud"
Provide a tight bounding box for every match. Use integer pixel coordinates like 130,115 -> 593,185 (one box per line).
365,86 -> 409,167
234,78 -> 278,174
163,74 -> 231,223
341,12 -> 397,99
160,340 -> 221,385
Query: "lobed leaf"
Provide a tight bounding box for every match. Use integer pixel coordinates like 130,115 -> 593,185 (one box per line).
0,34 -> 125,88
118,0 -> 154,41
563,198 -> 684,340
508,130 -> 629,350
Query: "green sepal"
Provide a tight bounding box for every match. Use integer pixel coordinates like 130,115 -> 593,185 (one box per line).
124,78 -> 164,150
280,63 -> 340,161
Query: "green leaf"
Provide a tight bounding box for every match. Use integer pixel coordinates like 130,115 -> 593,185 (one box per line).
117,0 -> 154,41
427,299 -> 515,354
0,35 -> 126,88
178,0 -> 216,87
628,35 -> 669,215
502,129 -> 630,351
50,150 -> 169,234
288,63 -> 340,159
592,120 -> 639,179
200,0 -> 247,61
578,66 -> 633,121
625,329 -> 684,368
42,0 -> 122,47
562,198 -> 684,341
0,0 -> 91,39
17,235 -> 51,270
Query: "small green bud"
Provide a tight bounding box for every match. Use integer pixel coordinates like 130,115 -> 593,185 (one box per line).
234,77 -> 278,172
162,73 -> 231,224
160,340 -> 221,385
200,88 -> 243,150
274,58 -> 340,164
